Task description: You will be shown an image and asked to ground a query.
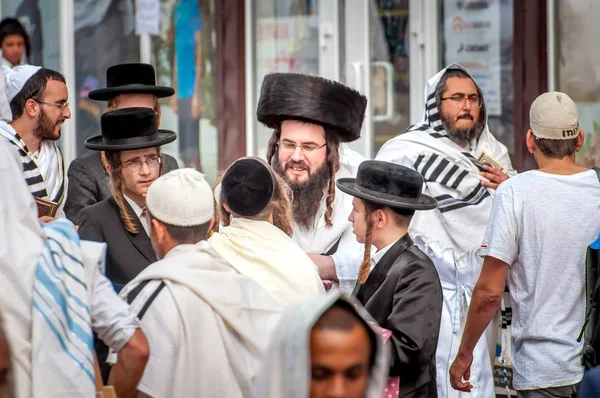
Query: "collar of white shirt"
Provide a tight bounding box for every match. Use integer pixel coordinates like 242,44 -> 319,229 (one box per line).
371,238 -> 400,268
124,194 -> 150,236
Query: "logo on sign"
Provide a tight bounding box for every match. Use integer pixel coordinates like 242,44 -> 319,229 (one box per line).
452,16 -> 492,33
458,42 -> 490,53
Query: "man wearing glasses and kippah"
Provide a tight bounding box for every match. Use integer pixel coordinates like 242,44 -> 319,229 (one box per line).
376,64 -> 517,398
0,64 -> 71,221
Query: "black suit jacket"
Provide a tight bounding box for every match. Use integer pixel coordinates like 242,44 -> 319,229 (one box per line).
78,198 -> 156,289
354,234 -> 443,398
64,151 -> 179,224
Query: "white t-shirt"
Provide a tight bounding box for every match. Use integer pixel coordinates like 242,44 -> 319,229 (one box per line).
479,169 -> 600,390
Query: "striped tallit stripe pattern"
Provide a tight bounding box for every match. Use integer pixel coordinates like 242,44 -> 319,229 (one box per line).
32,220 -> 95,391
0,128 -> 65,202
412,152 -> 490,213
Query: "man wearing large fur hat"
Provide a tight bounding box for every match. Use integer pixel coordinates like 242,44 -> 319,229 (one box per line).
258,73 -> 367,292
376,64 -> 517,397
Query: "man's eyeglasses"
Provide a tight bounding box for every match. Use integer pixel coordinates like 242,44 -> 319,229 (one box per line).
33,98 -> 70,112
122,156 -> 162,172
441,94 -> 483,109
278,140 -> 326,154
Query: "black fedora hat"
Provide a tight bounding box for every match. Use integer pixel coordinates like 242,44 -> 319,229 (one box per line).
336,161 -> 437,211
88,63 -> 175,101
85,107 -> 177,151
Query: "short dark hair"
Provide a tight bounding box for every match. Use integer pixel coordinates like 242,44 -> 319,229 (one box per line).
10,68 -> 66,119
533,136 -> 578,159
0,18 -> 31,61
313,301 -> 377,371
148,211 -> 211,244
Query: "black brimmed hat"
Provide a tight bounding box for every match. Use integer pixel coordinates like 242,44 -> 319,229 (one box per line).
88,63 -> 175,101
257,73 -> 367,143
84,107 -> 177,151
337,161 -> 437,211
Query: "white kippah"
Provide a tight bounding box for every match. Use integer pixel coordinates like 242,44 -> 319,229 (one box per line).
146,168 -> 214,227
530,91 -> 579,140
3,64 -> 42,103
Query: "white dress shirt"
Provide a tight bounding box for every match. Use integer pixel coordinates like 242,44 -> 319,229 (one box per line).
124,195 -> 150,236
370,238 -> 399,269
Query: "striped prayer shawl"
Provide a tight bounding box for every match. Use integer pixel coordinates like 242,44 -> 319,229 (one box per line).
0,122 -> 65,203
31,219 -> 95,397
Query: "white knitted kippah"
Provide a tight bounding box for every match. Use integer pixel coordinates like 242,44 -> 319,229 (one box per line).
146,168 -> 214,227
530,91 -> 579,140
3,64 -> 42,103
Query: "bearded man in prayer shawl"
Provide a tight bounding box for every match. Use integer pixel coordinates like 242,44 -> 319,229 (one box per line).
114,168 -> 284,398
253,291 -> 389,398
376,64 -> 517,398
0,140 -> 149,398
259,73 -> 367,292
0,64 -> 71,221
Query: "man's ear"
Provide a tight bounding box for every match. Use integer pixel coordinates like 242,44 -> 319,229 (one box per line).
223,203 -> 231,213
374,208 -> 387,229
525,129 -> 536,155
208,216 -> 216,234
151,218 -> 165,242
24,98 -> 38,118
575,129 -> 585,152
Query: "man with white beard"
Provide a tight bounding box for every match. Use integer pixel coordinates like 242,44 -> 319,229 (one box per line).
258,73 -> 367,292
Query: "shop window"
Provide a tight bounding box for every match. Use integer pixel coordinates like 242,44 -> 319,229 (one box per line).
440,0 -> 515,154
555,0 -> 600,167
73,0 -> 140,157
152,0 -> 217,183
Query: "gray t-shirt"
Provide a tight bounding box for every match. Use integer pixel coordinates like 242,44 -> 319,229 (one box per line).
480,169 -> 600,390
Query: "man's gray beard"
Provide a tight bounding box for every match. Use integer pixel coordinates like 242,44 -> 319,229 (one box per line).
272,157 -> 331,230
441,114 -> 485,147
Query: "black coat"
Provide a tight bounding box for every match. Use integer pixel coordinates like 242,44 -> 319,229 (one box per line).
78,198 -> 156,290
64,151 -> 179,224
354,234 -> 443,398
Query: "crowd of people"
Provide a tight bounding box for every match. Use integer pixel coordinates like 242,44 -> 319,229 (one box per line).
0,53 -> 599,398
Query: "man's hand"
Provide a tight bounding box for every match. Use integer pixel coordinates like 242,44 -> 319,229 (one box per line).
307,253 -> 338,281
449,351 -> 474,393
480,165 -> 509,190
39,216 -> 56,223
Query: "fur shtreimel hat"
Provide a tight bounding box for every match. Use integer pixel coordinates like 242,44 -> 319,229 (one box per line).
256,73 -> 367,143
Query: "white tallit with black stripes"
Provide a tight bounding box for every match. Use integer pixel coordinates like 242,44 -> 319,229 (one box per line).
0,120 -> 65,204
377,64 -> 516,256
376,64 -> 516,397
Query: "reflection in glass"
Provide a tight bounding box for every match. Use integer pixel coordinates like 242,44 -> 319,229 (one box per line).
74,0 -> 140,156
153,0 -> 218,183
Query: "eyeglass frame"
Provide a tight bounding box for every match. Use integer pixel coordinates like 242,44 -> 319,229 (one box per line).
440,94 -> 483,109
32,98 -> 70,112
277,139 -> 327,154
121,155 -> 162,172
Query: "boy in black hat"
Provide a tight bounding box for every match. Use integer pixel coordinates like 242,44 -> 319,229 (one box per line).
337,160 -> 443,398
78,107 -> 177,290
65,63 -> 180,224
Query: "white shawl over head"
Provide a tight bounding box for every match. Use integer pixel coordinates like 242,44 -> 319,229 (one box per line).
253,291 -> 389,398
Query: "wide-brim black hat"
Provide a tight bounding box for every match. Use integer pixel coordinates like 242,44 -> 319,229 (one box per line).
88,63 -> 175,101
257,73 -> 367,143
85,107 -> 177,151
337,161 -> 437,211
